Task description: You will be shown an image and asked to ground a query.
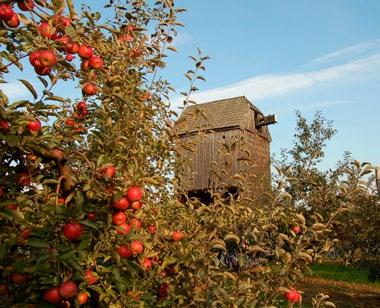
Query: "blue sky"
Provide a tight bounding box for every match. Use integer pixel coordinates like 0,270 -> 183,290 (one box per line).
1,1 -> 379,169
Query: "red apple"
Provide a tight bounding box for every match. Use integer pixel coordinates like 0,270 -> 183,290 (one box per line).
84,270 -> 98,285
37,22 -> 55,39
100,165 -> 116,178
127,24 -> 135,32
17,0 -> 34,11
65,54 -> 75,62
16,172 -> 30,186
112,211 -> 127,226
130,200 -> 142,210
77,292 -> 88,305
5,13 -> 20,28
0,4 -> 14,21
117,244 -> 132,259
130,240 -> 144,255
63,222 -> 83,240
131,47 -> 142,58
0,283 -> 9,295
142,258 -> 152,271
129,218 -> 142,231
12,272 -> 28,284
0,119 -> 10,131
64,42 -> 79,54
116,223 -> 131,235
148,225 -> 156,234
51,148 -> 64,160
87,212 -> 96,221
171,231 -> 183,241
59,281 -> 77,299
54,34 -> 70,46
78,45 -> 93,59
113,197 -> 129,210
27,119 -> 41,132
43,287 -> 61,303
53,15 -> 71,29
158,282 -> 169,299
291,226 -> 301,234
34,65 -> 51,75
82,83 -> 97,96
126,186 -> 143,203
57,198 -> 65,204
39,50 -> 57,67
80,59 -> 90,71
77,101 -> 87,111
65,118 -> 77,126
89,56 -> 104,69
21,227 -> 31,240
29,51 -> 42,67
285,288 -> 301,303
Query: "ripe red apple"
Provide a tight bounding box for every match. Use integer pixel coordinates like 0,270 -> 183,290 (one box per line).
77,101 -> 87,111
129,218 -> 142,231
117,244 -> 132,259
43,287 -> 61,303
65,54 -> 75,62
37,22 -> 55,39
78,45 -> 93,59
127,24 -> 135,32
0,119 -> 10,131
65,118 -> 77,126
51,148 -> 64,160
148,225 -> 156,234
113,197 -> 129,210
285,288 -> 301,303
17,0 -> 34,11
57,198 -> 65,204
131,47 -> 142,58
39,50 -> 57,67
21,227 -> 31,240
100,165 -> 116,178
53,15 -> 71,29
291,226 -> 301,234
12,272 -> 28,284
130,240 -> 144,255
84,270 -> 98,285
142,258 -> 152,271
0,4 -> 14,21
87,212 -> 96,221
59,281 -> 77,299
130,200 -> 142,210
89,56 -> 104,69
29,51 -> 42,67
54,34 -> 70,47
63,222 -> 83,240
171,231 -> 183,241
5,13 -> 20,28
27,119 -> 41,132
0,283 -> 9,295
82,83 -> 97,96
126,186 -> 143,203
64,42 -> 79,54
8,204 -> 18,211
119,34 -> 133,42
16,172 -> 30,186
34,65 -> 51,75
112,211 -> 127,226
77,292 -> 88,305
116,223 -> 131,235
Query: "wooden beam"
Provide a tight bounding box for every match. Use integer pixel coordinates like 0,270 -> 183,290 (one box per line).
256,114 -> 277,128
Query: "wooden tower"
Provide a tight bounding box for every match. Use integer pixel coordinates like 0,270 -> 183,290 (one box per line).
174,96 -> 276,202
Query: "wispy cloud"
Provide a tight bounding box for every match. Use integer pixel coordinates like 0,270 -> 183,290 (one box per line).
0,81 -> 30,100
311,39 -> 380,65
172,52 -> 380,109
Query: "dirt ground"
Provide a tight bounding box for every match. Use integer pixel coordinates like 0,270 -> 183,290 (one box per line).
297,277 -> 380,308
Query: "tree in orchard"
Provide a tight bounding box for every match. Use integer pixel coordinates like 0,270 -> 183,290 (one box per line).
0,0 -> 341,307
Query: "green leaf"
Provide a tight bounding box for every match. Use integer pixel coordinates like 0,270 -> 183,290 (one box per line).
28,239 -> 50,248
8,100 -> 30,110
18,79 -> 38,99
81,220 -> 99,230
37,76 -> 49,88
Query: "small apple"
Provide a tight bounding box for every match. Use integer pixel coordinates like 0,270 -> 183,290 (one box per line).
291,226 -> 301,234
78,45 -> 93,59
53,15 -> 71,29
82,83 -> 97,96
126,186 -> 143,203
0,283 -> 9,295
127,24 -> 135,32
117,244 -> 132,259
39,50 -> 57,67
171,231 -> 183,241
80,59 -> 90,71
17,0 -> 34,11
0,119 -> 10,131
84,270 -> 98,285
148,225 -> 156,234
87,212 -> 96,221
100,165 -> 116,178
8,204 -> 18,211
21,227 -> 31,240
65,118 -> 77,127
142,258 -> 152,271
112,211 -> 127,226
57,197 -> 65,204
59,281 -> 77,299
131,47 -> 142,58
65,54 -> 75,62
34,65 -> 51,75
285,288 -> 301,303
37,22 -> 55,39
130,200 -> 142,210
43,287 -> 61,303
130,240 -> 144,255
12,272 -> 28,284
29,51 -> 42,67
5,13 -> 20,28
51,148 -> 64,160
16,172 -> 30,186
27,119 -> 41,132
64,42 -> 79,54
158,282 -> 169,299
89,56 -> 104,69
116,223 -> 131,235
0,4 -> 14,21
129,218 -> 142,231
63,222 -> 83,240
77,291 -> 88,305
113,197 -> 129,210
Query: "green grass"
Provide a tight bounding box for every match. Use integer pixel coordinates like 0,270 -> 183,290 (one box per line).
310,263 -> 380,286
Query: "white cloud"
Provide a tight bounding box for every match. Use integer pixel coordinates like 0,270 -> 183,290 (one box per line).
172,53 -> 380,110
0,81 -> 30,100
